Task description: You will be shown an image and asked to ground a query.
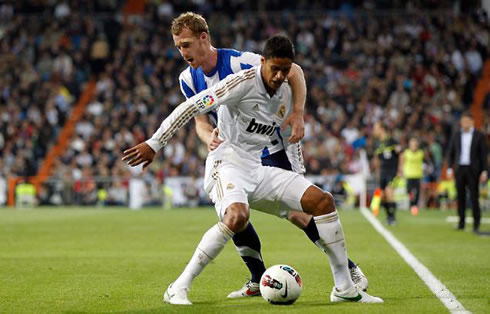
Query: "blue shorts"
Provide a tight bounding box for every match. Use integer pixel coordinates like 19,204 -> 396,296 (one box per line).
261,149 -> 292,171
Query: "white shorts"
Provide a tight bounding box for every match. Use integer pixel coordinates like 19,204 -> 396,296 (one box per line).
206,158 -> 312,220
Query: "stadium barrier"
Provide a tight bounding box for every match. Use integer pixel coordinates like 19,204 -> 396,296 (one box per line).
2,174 -> 375,209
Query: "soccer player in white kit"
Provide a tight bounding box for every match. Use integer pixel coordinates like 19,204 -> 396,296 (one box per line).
170,12 -> 367,297
123,34 -> 383,305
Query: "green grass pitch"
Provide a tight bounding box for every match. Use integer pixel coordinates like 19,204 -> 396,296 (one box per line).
0,207 -> 488,313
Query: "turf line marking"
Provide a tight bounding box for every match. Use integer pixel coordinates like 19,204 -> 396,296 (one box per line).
445,216 -> 490,224
360,207 -> 471,314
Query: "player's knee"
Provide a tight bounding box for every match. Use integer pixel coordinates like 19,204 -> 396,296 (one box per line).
223,203 -> 249,233
384,187 -> 394,200
301,186 -> 336,216
317,192 -> 336,215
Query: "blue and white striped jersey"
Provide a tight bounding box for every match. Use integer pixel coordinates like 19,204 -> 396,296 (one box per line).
177,48 -> 305,174
178,49 -> 259,125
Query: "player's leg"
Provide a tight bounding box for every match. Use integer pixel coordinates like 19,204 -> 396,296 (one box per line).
255,168 -> 381,303
384,182 -> 397,225
407,179 -> 416,207
164,202 -> 248,305
297,185 -> 382,303
379,174 -> 396,225
379,176 -> 388,221
227,221 -> 265,298
299,186 -> 355,289
408,178 -> 420,215
166,161 -> 253,305
287,211 -> 368,291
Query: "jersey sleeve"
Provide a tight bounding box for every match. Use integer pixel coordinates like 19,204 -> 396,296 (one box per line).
146,68 -> 254,152
178,69 -> 196,99
230,51 -> 262,73
210,67 -> 255,108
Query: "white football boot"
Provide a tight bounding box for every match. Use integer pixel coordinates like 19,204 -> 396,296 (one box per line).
163,283 -> 192,305
227,280 -> 261,298
350,265 -> 369,291
330,286 -> 383,303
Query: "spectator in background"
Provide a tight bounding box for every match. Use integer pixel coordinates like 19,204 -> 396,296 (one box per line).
106,180 -> 127,206
0,8 -> 98,184
182,175 -> 200,208
1,3 -> 487,208
465,39 -> 483,75
15,177 -> 37,208
90,33 -> 109,77
447,112 -> 488,233
54,1 -> 71,20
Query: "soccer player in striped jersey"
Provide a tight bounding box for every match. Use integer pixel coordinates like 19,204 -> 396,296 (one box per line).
123,34 -> 382,305
170,12 -> 366,297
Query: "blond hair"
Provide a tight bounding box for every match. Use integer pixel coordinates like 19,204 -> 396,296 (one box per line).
171,12 -> 210,39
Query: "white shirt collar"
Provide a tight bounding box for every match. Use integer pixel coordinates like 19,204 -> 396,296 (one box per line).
462,127 -> 474,134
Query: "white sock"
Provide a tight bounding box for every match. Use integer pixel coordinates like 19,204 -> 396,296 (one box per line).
314,211 -> 355,291
173,222 -> 234,289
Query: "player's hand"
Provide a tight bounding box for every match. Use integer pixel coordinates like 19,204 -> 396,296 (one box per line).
122,142 -> 155,170
208,128 -> 223,151
281,111 -> 304,143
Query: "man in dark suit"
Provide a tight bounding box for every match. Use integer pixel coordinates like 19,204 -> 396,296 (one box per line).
447,112 -> 488,233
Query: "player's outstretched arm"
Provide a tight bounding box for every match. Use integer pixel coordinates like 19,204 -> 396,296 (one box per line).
122,69 -> 251,167
122,93 -> 217,168
283,63 -> 306,143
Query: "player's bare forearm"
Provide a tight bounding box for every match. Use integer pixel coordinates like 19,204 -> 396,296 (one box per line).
194,115 -> 214,145
283,63 -> 306,143
288,63 -> 306,114
122,142 -> 155,170
194,116 -> 223,151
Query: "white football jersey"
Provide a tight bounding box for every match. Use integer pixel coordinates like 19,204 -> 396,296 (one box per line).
177,48 -> 304,173
178,49 -> 261,129
147,66 -> 294,166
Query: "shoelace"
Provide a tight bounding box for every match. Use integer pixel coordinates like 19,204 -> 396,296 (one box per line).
245,280 -> 260,291
350,267 -> 362,282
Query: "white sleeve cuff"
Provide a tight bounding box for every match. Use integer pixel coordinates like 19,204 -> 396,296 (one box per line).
145,138 -> 162,153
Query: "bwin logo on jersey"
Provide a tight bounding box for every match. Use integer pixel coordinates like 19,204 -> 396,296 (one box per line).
246,118 -> 276,136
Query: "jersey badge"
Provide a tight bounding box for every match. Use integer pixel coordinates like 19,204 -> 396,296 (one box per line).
278,105 -> 286,118
196,95 -> 215,110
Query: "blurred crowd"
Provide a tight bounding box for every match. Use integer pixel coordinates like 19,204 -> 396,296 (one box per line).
1,0 -> 489,207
